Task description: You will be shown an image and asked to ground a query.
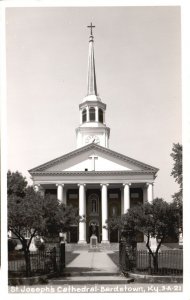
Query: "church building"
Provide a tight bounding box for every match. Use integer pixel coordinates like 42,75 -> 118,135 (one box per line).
29,24 -> 159,244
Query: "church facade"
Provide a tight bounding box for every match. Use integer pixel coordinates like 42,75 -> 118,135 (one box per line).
29,24 -> 158,244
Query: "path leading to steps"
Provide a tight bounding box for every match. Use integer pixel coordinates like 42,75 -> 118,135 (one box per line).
48,250 -> 134,285
66,250 -> 119,273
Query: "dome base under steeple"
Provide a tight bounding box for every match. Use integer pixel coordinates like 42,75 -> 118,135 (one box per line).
82,94 -> 102,103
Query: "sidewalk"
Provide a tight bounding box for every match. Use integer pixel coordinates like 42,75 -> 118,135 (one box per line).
66,250 -> 119,273
48,250 -> 134,285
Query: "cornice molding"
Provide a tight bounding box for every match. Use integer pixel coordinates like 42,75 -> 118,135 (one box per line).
79,100 -> 106,110
30,170 -> 157,176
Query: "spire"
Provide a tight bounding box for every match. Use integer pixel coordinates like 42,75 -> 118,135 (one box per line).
87,23 -> 97,96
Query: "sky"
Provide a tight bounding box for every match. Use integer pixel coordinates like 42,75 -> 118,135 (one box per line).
6,6 -> 181,202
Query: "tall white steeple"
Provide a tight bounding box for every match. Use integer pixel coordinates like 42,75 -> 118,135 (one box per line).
76,23 -> 110,148
87,25 -> 97,96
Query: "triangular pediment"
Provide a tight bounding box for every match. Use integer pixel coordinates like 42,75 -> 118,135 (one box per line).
29,144 -> 158,175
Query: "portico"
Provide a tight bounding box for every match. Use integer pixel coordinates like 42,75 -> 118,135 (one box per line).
32,169 -> 155,244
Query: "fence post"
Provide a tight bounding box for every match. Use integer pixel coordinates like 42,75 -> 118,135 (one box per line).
60,242 -> 65,273
52,247 -> 57,272
148,252 -> 152,275
126,230 -> 137,271
119,230 -> 137,272
119,240 -> 127,272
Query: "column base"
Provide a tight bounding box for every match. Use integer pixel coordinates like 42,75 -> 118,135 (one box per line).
78,241 -> 87,244
101,240 -> 110,244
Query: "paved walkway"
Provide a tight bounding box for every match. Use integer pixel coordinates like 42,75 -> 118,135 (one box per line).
66,250 -> 119,273
48,250 -> 135,285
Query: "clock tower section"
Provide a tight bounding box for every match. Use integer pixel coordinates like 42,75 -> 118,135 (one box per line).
76,23 -> 110,149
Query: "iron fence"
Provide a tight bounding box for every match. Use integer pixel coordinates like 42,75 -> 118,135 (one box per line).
119,241 -> 183,276
136,250 -> 183,275
8,247 -> 60,277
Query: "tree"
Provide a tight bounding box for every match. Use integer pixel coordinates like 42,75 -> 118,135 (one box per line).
170,143 -> 182,205
170,143 -> 183,234
7,170 -> 28,197
8,187 -> 45,276
42,195 -> 80,237
8,171 -> 79,277
108,198 -> 179,271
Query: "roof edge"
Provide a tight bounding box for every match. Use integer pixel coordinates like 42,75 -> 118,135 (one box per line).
30,170 -> 158,176
28,143 -> 159,174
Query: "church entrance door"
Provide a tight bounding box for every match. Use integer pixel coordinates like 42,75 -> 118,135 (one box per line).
89,220 -> 100,243
86,190 -> 101,243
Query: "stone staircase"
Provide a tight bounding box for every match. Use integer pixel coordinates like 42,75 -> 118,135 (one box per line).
65,243 -> 119,252
49,266 -> 134,285
48,271 -> 134,285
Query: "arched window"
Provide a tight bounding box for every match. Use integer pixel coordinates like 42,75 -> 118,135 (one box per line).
89,193 -> 99,214
98,108 -> 103,123
89,107 -> 95,121
82,108 -> 87,123
92,199 -> 97,213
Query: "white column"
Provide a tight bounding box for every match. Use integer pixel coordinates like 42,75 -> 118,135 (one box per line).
56,184 -> 64,203
147,183 -> 154,202
143,186 -> 147,204
86,106 -> 89,122
123,183 -> 131,213
95,106 -> 98,122
121,187 -> 124,214
103,110 -> 105,124
80,109 -> 82,124
101,184 -> 109,243
78,184 -> 87,243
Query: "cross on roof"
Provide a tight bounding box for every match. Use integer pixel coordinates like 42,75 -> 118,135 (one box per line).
89,155 -> 98,171
87,22 -> 95,36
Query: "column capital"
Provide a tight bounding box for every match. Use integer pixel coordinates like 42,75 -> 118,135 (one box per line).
78,183 -> 86,187
123,183 -> 131,187
100,183 -> 109,187
56,183 -> 65,187
146,182 -> 154,186
34,184 -> 44,191
34,184 -> 40,187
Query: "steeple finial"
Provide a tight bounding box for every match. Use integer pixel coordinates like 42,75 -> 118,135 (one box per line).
87,22 -> 95,36
87,22 -> 97,96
